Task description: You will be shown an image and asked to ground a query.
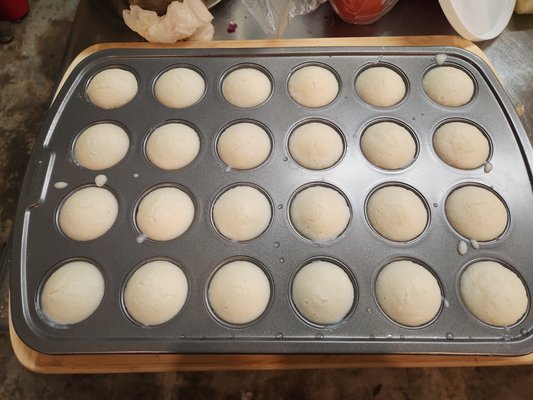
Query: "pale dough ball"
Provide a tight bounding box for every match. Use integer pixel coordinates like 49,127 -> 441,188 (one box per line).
74,123 -> 129,170
355,67 -> 405,107
292,260 -> 354,325
290,186 -> 351,242
289,122 -> 344,170
367,186 -> 427,242
146,123 -> 200,170
433,122 -> 490,169
208,260 -> 270,324
361,122 -> 416,170
222,68 -> 271,108
460,260 -> 528,327
217,122 -> 271,169
124,260 -> 188,326
155,67 -> 205,108
288,65 -> 339,108
445,185 -> 508,241
86,68 -> 137,109
41,261 -> 104,325
376,260 -> 442,326
423,66 -> 474,107
212,186 -> 271,241
136,187 -> 195,241
59,187 -> 118,241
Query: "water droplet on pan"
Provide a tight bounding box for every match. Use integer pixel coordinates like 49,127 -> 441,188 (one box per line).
273,242 -> 280,248
446,332 -> 454,340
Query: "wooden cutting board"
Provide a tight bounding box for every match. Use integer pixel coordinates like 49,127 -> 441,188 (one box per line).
10,36 -> 531,373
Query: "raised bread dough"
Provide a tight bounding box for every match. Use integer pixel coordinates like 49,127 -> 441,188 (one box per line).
59,186 -> 118,241
288,65 -> 339,108
217,122 -> 271,169
292,260 -> 354,325
289,122 -> 344,170
375,260 -> 442,327
136,187 -> 194,241
41,261 -> 104,325
74,123 -> 129,170
355,67 -> 405,108
360,121 -> 416,170
154,67 -> 205,108
433,121 -> 490,169
422,66 -> 474,107
460,260 -> 528,327
445,185 -> 508,241
208,260 -> 270,324
367,186 -> 427,242
145,123 -> 200,170
221,68 -> 271,108
86,68 -> 137,109
290,185 -> 350,242
124,260 -> 188,326
212,186 -> 271,241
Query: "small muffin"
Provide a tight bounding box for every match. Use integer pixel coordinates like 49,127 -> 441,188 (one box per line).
217,122 -> 271,169
86,68 -> 138,109
145,123 -> 200,170
74,123 -> 129,170
423,66 -> 474,107
355,67 -> 405,107
288,65 -> 339,108
222,68 -> 271,108
154,67 -> 205,108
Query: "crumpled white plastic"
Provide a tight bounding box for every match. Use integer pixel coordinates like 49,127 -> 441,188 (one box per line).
123,0 -> 214,43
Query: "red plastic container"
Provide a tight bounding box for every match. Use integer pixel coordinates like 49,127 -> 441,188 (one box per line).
330,0 -> 399,24
0,0 -> 29,21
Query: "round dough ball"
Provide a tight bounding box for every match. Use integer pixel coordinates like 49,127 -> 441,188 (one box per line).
361,122 -> 416,170
423,66 -> 474,107
289,122 -> 344,170
292,260 -> 354,325
217,122 -> 271,169
155,67 -> 205,108
288,65 -> 339,108
136,187 -> 194,241
208,260 -> 270,324
460,260 -> 528,327
212,186 -> 271,241
355,67 -> 405,108
222,68 -> 271,108
74,123 -> 129,170
290,186 -> 351,242
146,123 -> 200,170
41,261 -> 104,325
86,68 -> 137,109
433,122 -> 490,169
124,260 -> 188,326
367,186 -> 427,242
445,185 -> 508,241
376,260 -> 442,327
59,187 -> 118,241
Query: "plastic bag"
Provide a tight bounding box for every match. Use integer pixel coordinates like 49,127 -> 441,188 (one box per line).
330,0 -> 399,24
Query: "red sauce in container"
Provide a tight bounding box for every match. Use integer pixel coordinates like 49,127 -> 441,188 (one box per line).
330,0 -> 399,24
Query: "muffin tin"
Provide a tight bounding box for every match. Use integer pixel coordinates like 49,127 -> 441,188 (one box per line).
10,45 -> 533,355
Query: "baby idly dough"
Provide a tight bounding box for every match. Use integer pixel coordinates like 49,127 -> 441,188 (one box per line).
208,260 -> 270,324
154,67 -> 205,108
41,261 -> 105,325
367,186 -> 427,242
290,186 -> 350,242
433,121 -> 490,169
292,260 -> 354,325
74,123 -> 129,170
124,260 -> 188,326
217,122 -> 271,169
86,68 -> 137,109
361,121 -> 416,170
289,122 -> 344,170
136,187 -> 194,241
355,67 -> 405,108
423,66 -> 474,107
59,186 -> 118,241
288,65 -> 339,108
445,185 -> 508,241
460,260 -> 528,327
212,186 -> 271,241
222,68 -> 271,108
145,123 -> 200,170
375,260 -> 442,327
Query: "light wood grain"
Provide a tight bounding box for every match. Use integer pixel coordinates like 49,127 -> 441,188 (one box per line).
15,36 -> 518,373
